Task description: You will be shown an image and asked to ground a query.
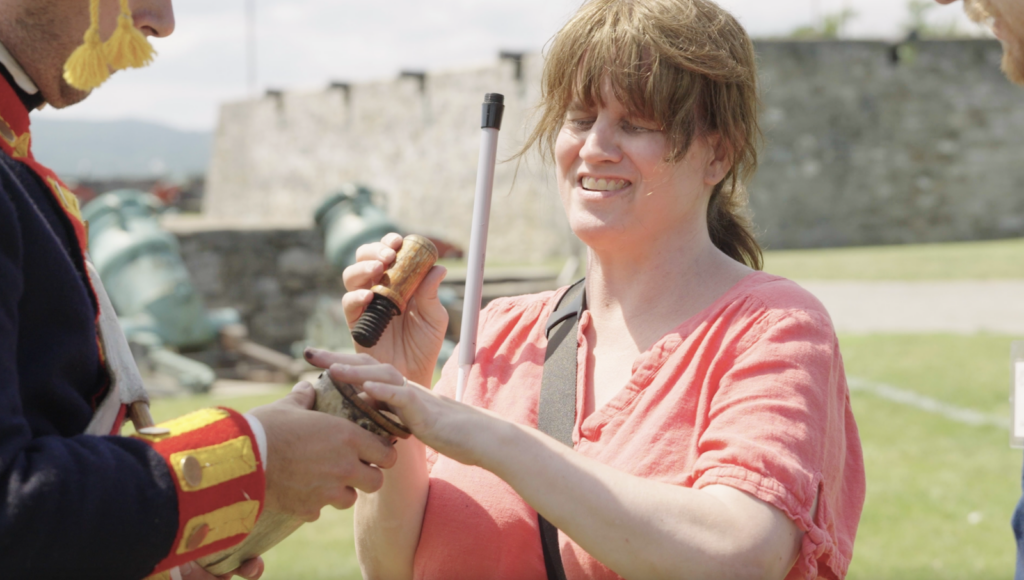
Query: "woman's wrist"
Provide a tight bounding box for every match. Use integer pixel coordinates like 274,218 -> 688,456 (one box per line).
467,412 -> 523,472
408,370 -> 434,390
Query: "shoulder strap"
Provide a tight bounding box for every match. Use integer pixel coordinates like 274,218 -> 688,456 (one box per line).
537,278 -> 585,580
539,278 -> 585,445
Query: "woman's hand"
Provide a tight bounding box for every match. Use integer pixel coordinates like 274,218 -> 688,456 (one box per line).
323,357 -> 499,467
341,233 -> 448,385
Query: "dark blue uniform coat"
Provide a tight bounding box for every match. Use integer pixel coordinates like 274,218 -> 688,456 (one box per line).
0,67 -> 178,579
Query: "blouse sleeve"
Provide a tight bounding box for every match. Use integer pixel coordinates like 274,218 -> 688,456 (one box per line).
690,301 -> 862,579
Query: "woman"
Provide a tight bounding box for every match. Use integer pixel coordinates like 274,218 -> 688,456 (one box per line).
310,1 -> 865,578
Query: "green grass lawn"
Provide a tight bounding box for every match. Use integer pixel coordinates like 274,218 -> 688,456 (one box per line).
440,237 -> 1024,282
762,237 -> 1024,281
840,334 -> 1019,580
144,333 -> 1022,579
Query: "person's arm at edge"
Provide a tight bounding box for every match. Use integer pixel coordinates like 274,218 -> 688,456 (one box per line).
304,348 -> 432,580
321,233 -> 451,580
481,418 -> 802,579
353,435 -> 429,580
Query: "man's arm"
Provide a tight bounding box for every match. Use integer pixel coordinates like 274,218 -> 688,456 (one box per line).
0,168 -> 398,578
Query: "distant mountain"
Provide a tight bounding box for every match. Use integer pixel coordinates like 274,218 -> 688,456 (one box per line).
29,119 -> 212,180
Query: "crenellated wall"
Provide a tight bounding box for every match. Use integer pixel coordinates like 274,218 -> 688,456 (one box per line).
204,40 -> 1024,258
752,40 -> 1024,249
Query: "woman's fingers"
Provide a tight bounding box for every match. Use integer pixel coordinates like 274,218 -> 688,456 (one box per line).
340,288 -> 375,326
362,381 -> 410,407
342,234 -> 403,291
362,378 -> 489,467
341,259 -> 384,292
362,380 -> 433,424
328,362 -> 405,388
353,237 -> 400,264
304,349 -> 380,370
361,380 -> 438,444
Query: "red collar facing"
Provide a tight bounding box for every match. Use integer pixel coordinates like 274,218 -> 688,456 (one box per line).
0,75 -> 89,253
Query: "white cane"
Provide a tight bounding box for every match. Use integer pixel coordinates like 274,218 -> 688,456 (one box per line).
456,93 -> 504,403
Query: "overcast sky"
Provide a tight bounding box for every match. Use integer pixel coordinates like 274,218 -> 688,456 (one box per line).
35,0 -> 985,131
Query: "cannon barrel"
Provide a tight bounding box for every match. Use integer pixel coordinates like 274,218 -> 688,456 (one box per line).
84,191 -> 316,390
314,183 -> 401,273
83,190 -> 238,354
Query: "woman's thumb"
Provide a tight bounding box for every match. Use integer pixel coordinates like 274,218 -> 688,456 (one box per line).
416,265 -> 448,301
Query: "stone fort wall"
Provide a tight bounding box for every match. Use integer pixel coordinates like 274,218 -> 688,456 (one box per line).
204,40 -> 1024,261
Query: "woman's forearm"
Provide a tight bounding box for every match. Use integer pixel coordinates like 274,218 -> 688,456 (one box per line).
354,436 -> 430,580
351,364 -> 802,579
477,422 -> 801,580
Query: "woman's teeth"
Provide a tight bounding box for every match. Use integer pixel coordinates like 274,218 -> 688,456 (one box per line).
582,177 -> 629,191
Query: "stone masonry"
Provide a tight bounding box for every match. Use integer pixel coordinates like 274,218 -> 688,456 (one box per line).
204,40 -> 1024,260
171,225 -> 337,351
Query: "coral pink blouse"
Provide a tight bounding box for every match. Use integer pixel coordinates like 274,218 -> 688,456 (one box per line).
414,272 -> 864,580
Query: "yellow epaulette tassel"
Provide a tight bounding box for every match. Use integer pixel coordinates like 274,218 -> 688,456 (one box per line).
104,0 -> 155,70
62,0 -> 110,91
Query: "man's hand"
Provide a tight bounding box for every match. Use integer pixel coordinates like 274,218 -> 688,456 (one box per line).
248,382 -> 398,521
176,557 -> 264,580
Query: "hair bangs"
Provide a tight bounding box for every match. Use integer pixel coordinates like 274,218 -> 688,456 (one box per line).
519,0 -> 764,269
529,0 -> 719,163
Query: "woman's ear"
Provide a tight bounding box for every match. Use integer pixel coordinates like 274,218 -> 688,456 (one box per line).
702,133 -> 733,187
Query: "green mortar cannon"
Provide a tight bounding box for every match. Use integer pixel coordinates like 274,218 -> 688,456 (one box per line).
315,183 -> 401,273
82,190 -> 239,392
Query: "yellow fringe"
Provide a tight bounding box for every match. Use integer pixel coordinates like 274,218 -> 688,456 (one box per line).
104,0 -> 155,71
62,0 -> 109,91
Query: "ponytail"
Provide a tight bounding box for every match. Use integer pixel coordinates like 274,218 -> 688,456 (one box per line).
707,181 -> 762,270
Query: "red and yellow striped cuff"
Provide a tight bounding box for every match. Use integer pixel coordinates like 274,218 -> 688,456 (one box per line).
132,407 -> 266,574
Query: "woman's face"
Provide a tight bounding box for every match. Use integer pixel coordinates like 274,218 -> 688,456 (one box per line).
555,82 -> 728,255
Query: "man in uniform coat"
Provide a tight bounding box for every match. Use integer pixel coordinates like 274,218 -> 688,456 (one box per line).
932,0 -> 1024,576
0,1 -> 398,578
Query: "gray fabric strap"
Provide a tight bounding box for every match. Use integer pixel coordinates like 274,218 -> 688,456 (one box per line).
537,278 -> 586,580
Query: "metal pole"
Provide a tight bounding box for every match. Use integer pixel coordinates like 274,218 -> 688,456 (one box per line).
456,93 -> 504,403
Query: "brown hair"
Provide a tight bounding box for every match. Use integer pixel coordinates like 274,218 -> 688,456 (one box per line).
520,0 -> 763,269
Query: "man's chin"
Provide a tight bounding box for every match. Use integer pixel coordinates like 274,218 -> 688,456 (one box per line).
45,80 -> 91,109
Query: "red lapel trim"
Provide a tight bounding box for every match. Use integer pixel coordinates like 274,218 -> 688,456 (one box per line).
0,75 -> 109,410
0,78 -> 89,252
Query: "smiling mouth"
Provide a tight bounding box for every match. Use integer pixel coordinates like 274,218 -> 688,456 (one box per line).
581,177 -> 631,192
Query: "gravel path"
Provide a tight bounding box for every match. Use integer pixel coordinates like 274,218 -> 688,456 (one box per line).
796,280 -> 1024,335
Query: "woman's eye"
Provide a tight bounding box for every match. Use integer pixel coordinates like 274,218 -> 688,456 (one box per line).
623,121 -> 655,133
567,117 -> 595,130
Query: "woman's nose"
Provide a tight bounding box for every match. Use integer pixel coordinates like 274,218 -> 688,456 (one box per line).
579,121 -> 622,164
132,0 -> 175,38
